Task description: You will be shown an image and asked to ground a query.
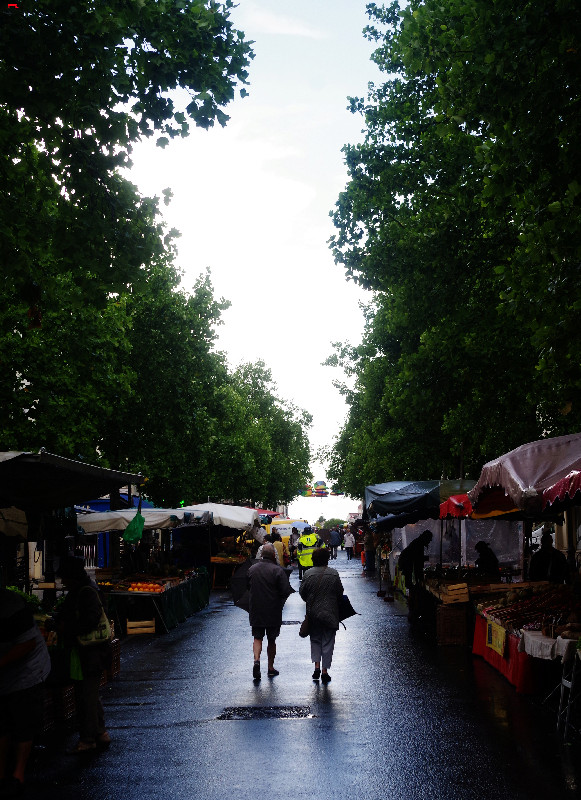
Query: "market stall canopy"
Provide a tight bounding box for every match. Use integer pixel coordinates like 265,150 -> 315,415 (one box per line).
0,506 -> 28,537
366,479 -> 476,530
440,494 -> 473,519
0,450 -> 143,511
182,503 -> 259,532
77,508 -> 193,534
542,470 -> 581,512
468,433 -> 581,516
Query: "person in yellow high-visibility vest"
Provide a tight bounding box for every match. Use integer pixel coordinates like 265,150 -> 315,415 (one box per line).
297,527 -> 324,580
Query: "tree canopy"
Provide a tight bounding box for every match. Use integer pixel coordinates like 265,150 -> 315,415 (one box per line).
0,1 -> 312,508
327,0 -> 581,497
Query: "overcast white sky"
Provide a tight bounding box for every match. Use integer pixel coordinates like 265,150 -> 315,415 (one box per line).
129,1 -> 381,523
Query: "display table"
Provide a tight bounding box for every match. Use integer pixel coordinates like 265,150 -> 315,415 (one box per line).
518,630 -> 578,664
472,614 -> 536,694
210,556 -> 243,589
105,573 -> 210,635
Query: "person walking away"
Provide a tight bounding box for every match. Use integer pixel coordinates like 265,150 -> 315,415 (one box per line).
256,535 -> 281,564
297,526 -> 324,580
270,532 -> 289,568
343,530 -> 355,561
529,531 -> 570,583
247,544 -> 293,681
289,527 -> 300,563
299,548 -> 343,684
0,588 -> 51,797
54,555 -> 112,753
329,528 -> 342,560
397,530 -> 433,624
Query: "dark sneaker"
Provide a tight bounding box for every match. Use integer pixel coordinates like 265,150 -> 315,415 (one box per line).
267,668 -> 279,677
321,673 -> 331,684
312,668 -> 321,680
253,662 -> 261,680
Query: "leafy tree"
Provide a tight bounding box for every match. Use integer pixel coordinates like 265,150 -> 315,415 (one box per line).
322,518 -> 346,530
327,0 -> 581,494
101,266 -> 230,507
0,0 -> 253,305
208,362 -> 312,509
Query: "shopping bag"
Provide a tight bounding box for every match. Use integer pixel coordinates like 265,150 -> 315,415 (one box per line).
338,594 -> 358,622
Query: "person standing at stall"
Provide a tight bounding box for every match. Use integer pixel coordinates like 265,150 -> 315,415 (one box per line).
247,544 -> 293,681
474,540 -> 501,581
529,531 -> 570,583
54,556 -> 112,753
397,530 -> 433,623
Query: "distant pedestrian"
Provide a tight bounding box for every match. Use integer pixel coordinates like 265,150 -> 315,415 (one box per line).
289,527 -> 300,562
0,588 -> 51,796
299,548 -> 343,684
329,528 -> 342,560
256,535 -> 281,565
247,544 -> 294,681
270,531 -> 289,568
297,527 -> 324,579
343,531 -> 355,560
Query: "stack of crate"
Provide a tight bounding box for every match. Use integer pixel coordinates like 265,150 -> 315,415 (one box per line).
440,582 -> 470,604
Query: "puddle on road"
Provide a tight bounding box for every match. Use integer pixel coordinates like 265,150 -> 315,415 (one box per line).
217,706 -> 314,720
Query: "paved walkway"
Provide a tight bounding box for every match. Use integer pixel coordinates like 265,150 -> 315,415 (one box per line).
31,554 -> 581,799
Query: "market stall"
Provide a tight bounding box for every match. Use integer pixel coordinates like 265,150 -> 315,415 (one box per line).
99,571 -> 210,635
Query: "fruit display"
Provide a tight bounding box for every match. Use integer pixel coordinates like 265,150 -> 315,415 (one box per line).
477,584 -> 581,635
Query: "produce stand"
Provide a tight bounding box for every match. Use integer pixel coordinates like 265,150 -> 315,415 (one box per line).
472,582 -> 581,694
100,571 -> 210,635
210,556 -> 245,590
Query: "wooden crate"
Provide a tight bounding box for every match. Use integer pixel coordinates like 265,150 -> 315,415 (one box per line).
436,604 -> 469,646
441,582 -> 470,604
126,619 -> 156,635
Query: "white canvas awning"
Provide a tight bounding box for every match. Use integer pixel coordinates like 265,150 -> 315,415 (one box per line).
77,508 -> 187,533
182,503 -> 259,532
77,503 -> 259,534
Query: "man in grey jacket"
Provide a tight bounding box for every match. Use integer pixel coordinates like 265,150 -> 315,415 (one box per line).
247,544 -> 293,681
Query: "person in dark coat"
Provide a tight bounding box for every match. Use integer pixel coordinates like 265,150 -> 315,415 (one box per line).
299,547 -> 343,684
397,530 -> 433,623
54,556 -> 112,753
474,541 -> 501,580
247,544 -> 293,681
529,532 -> 570,583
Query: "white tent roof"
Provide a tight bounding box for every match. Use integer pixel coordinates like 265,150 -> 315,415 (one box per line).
77,503 -> 259,534
182,503 -> 259,532
77,508 -> 187,533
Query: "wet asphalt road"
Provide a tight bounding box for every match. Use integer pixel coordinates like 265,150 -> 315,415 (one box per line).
30,555 -> 581,800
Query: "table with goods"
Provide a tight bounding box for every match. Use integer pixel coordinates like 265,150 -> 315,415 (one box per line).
97,568 -> 210,634
473,582 -> 581,694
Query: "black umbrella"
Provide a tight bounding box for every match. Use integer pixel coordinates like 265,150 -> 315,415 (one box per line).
230,558 -> 257,611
